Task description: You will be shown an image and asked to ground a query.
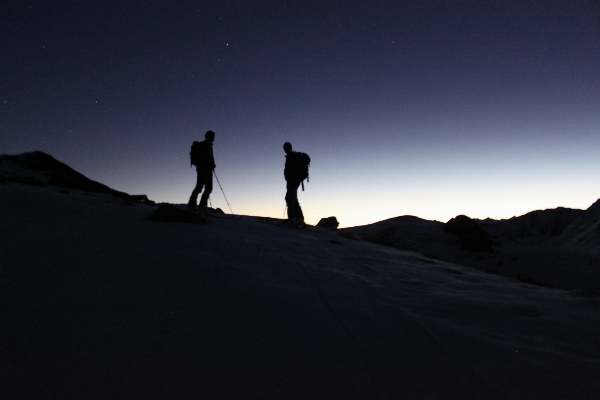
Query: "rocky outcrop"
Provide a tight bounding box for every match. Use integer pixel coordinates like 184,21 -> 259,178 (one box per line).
444,215 -> 493,252
317,216 -> 339,229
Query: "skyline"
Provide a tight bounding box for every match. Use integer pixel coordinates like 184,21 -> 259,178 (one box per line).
2,1 -> 600,227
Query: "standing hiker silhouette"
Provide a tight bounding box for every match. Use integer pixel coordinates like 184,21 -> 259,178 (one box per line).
188,130 -> 216,212
283,142 -> 310,228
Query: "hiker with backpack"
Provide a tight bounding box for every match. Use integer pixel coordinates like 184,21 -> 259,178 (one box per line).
188,130 -> 216,212
283,142 -> 310,228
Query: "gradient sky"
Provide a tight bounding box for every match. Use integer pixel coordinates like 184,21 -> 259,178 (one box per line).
2,1 -> 600,227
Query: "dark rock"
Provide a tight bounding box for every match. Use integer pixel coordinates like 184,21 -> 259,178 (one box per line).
147,204 -> 207,225
317,216 -> 339,229
444,215 -> 493,252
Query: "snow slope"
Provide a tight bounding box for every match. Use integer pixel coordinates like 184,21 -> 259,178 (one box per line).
1,181 -> 599,399
342,206 -> 600,294
1,152 -> 600,398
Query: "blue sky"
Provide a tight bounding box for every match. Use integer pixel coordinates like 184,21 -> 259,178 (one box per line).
2,1 -> 600,227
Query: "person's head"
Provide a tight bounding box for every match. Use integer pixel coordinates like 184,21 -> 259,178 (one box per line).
205,130 -> 215,143
283,142 -> 292,154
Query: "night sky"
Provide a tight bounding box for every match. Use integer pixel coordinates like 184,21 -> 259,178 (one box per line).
2,1 -> 600,227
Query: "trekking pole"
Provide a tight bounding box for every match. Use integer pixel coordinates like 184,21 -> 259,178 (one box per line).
282,205 -> 287,219
213,170 -> 233,214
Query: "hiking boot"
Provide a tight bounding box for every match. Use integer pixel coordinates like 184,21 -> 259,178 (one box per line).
295,219 -> 307,229
286,217 -> 306,228
197,206 -> 209,215
187,204 -> 197,211
280,218 -> 292,226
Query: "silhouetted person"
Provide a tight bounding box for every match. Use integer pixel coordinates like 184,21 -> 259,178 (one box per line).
283,141 -> 307,227
188,130 -> 216,212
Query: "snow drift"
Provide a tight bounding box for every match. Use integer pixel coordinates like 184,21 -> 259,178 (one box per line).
342,206 -> 600,294
1,152 -> 599,399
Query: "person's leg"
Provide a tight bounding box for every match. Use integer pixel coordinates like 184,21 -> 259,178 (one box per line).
296,190 -> 304,222
188,169 -> 205,208
199,169 -> 213,208
285,180 -> 302,222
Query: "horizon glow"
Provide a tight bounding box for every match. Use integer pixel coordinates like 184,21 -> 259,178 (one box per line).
2,2 -> 599,228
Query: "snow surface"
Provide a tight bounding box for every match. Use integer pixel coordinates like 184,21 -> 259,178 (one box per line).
341,208 -> 600,295
2,181 -> 600,399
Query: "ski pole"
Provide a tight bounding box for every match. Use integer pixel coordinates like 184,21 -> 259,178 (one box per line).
213,170 -> 233,214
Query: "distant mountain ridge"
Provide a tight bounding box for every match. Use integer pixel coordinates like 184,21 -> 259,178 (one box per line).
487,201 -> 600,253
3,150 -> 599,294
342,200 -> 600,294
0,151 -> 132,199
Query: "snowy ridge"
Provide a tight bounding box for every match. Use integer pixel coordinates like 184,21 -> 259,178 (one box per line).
343,204 -> 600,294
1,152 -> 600,398
0,151 -> 132,199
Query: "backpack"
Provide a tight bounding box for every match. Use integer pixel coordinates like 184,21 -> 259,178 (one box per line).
190,141 -> 202,167
294,151 -> 311,188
